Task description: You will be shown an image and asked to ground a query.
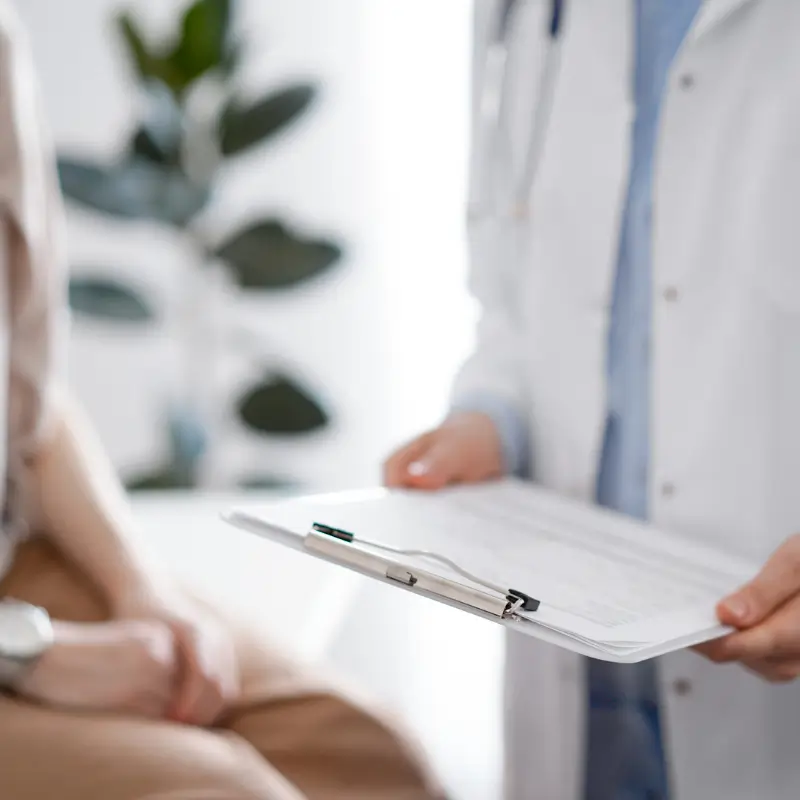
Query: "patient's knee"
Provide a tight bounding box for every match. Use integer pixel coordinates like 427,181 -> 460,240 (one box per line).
142,733 -> 305,800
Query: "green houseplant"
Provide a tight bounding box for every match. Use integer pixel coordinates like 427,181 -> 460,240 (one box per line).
58,0 -> 343,490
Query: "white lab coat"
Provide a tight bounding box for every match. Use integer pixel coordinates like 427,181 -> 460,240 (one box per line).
456,1 -> 800,798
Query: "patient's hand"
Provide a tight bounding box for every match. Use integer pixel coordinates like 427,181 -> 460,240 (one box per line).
16,619 -> 178,718
383,411 -> 504,490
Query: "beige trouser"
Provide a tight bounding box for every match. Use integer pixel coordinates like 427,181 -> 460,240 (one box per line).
0,539 -> 445,800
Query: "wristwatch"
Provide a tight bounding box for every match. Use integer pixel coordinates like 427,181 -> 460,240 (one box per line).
0,600 -> 54,688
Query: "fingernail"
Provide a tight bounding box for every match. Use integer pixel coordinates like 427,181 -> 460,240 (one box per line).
724,595 -> 750,623
407,461 -> 430,477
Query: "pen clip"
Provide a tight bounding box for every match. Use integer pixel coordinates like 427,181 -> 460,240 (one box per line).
507,589 -> 540,613
308,523 -> 540,618
312,522 -> 354,543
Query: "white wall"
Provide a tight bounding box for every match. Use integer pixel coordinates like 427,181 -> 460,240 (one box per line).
14,0 -> 474,491
362,1 -> 475,440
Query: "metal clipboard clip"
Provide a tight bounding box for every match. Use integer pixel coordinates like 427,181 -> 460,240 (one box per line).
306,523 -> 540,620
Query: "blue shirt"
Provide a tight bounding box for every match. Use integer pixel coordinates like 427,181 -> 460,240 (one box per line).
454,1 -> 701,797
586,3 -> 701,799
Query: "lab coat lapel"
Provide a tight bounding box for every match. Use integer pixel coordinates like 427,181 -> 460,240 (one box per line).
689,0 -> 759,41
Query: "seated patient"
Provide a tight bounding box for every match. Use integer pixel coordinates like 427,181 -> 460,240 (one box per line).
0,4 -> 443,799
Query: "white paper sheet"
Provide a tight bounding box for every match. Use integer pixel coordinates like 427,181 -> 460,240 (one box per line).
225,480 -> 761,660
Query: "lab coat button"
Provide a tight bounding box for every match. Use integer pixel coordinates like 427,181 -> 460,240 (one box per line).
512,202 -> 530,220
679,73 -> 696,90
673,678 -> 692,696
663,286 -> 680,302
661,482 -> 676,498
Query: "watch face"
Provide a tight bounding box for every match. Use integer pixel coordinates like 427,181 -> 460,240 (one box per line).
0,603 -> 52,659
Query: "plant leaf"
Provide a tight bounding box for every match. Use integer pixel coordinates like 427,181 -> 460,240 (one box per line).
131,128 -> 169,165
130,81 -> 184,166
168,408 -> 208,470
58,157 -> 210,226
116,13 -> 180,89
125,407 -> 207,491
237,474 -> 299,491
125,465 -> 196,491
116,3 -> 233,98
220,84 -> 317,156
215,220 -> 342,289
220,38 -> 242,77
69,276 -> 155,323
237,375 -> 328,435
117,13 -> 158,82
167,0 -> 232,93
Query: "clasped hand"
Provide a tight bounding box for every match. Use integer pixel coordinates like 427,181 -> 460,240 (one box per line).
18,583 -> 240,725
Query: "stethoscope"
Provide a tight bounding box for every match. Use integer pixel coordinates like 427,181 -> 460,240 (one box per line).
473,0 -> 567,220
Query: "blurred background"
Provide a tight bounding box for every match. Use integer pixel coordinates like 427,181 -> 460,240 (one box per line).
13,1 -> 505,798
16,0 -> 474,493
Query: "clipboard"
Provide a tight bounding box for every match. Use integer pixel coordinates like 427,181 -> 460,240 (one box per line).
223,479 -> 759,663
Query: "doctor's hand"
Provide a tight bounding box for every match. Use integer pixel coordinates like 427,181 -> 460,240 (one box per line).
383,411 -> 505,490
696,534 -> 800,683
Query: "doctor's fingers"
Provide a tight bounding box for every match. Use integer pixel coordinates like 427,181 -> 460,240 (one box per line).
701,596 -> 800,663
401,436 -> 467,490
383,431 -> 440,487
743,657 -> 800,684
718,533 -> 800,628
